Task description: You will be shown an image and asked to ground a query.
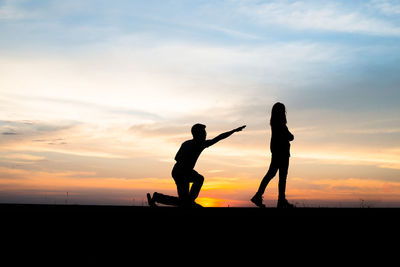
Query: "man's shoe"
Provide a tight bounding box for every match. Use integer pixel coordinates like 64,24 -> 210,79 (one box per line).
147,193 -> 157,207
251,194 -> 266,208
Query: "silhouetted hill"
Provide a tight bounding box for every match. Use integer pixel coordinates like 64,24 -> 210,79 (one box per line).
2,204 -> 399,264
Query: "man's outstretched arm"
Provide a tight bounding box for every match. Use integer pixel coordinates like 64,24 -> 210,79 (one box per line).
205,125 -> 246,147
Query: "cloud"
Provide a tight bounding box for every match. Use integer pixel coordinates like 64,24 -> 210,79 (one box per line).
0,120 -> 78,152
0,0 -> 31,20
2,132 -> 17,135
129,123 -> 187,138
235,0 -> 400,36
295,147 -> 400,170
201,24 -> 261,40
372,0 -> 400,15
287,176 -> 400,204
0,120 -> 77,136
30,96 -> 163,121
4,153 -> 45,161
1,37 -> 349,125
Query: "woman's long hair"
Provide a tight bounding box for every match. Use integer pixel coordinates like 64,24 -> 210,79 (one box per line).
270,102 -> 287,126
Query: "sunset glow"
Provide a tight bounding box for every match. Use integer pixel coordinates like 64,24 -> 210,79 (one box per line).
1,0 -> 400,207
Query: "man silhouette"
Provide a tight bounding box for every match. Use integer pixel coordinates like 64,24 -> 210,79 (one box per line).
147,123 -> 246,207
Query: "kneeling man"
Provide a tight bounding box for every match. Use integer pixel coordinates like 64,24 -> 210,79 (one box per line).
147,123 -> 246,207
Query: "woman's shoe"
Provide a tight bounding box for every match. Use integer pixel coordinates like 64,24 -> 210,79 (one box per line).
277,198 -> 295,208
251,194 -> 266,208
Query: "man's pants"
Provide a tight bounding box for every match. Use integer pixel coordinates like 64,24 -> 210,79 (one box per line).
153,166 -> 204,206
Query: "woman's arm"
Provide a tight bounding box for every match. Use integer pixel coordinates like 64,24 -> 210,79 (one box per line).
286,126 -> 294,141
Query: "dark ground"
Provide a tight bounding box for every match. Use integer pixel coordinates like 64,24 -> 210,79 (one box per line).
2,204 -> 399,265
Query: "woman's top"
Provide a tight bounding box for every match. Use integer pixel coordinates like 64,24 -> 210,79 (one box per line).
270,123 -> 294,157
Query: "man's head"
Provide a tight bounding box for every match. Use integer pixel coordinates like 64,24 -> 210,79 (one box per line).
191,123 -> 206,141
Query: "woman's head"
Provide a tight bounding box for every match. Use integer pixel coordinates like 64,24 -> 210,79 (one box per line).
270,102 -> 287,126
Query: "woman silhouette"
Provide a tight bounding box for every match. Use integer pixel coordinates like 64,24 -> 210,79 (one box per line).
251,102 -> 295,208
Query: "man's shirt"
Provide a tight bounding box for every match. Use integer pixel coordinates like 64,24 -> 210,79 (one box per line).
174,139 -> 213,170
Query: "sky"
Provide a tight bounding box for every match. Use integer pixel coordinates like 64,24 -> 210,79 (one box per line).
1,0 -> 400,207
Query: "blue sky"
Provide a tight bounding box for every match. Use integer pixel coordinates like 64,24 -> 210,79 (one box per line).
1,0 -> 400,206
2,0 -> 400,110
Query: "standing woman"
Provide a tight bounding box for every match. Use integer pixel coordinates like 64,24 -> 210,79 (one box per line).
251,102 -> 295,208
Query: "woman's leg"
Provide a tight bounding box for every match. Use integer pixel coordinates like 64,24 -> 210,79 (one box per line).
277,157 -> 294,208
251,158 -> 279,207
278,157 -> 289,200
256,157 -> 279,196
